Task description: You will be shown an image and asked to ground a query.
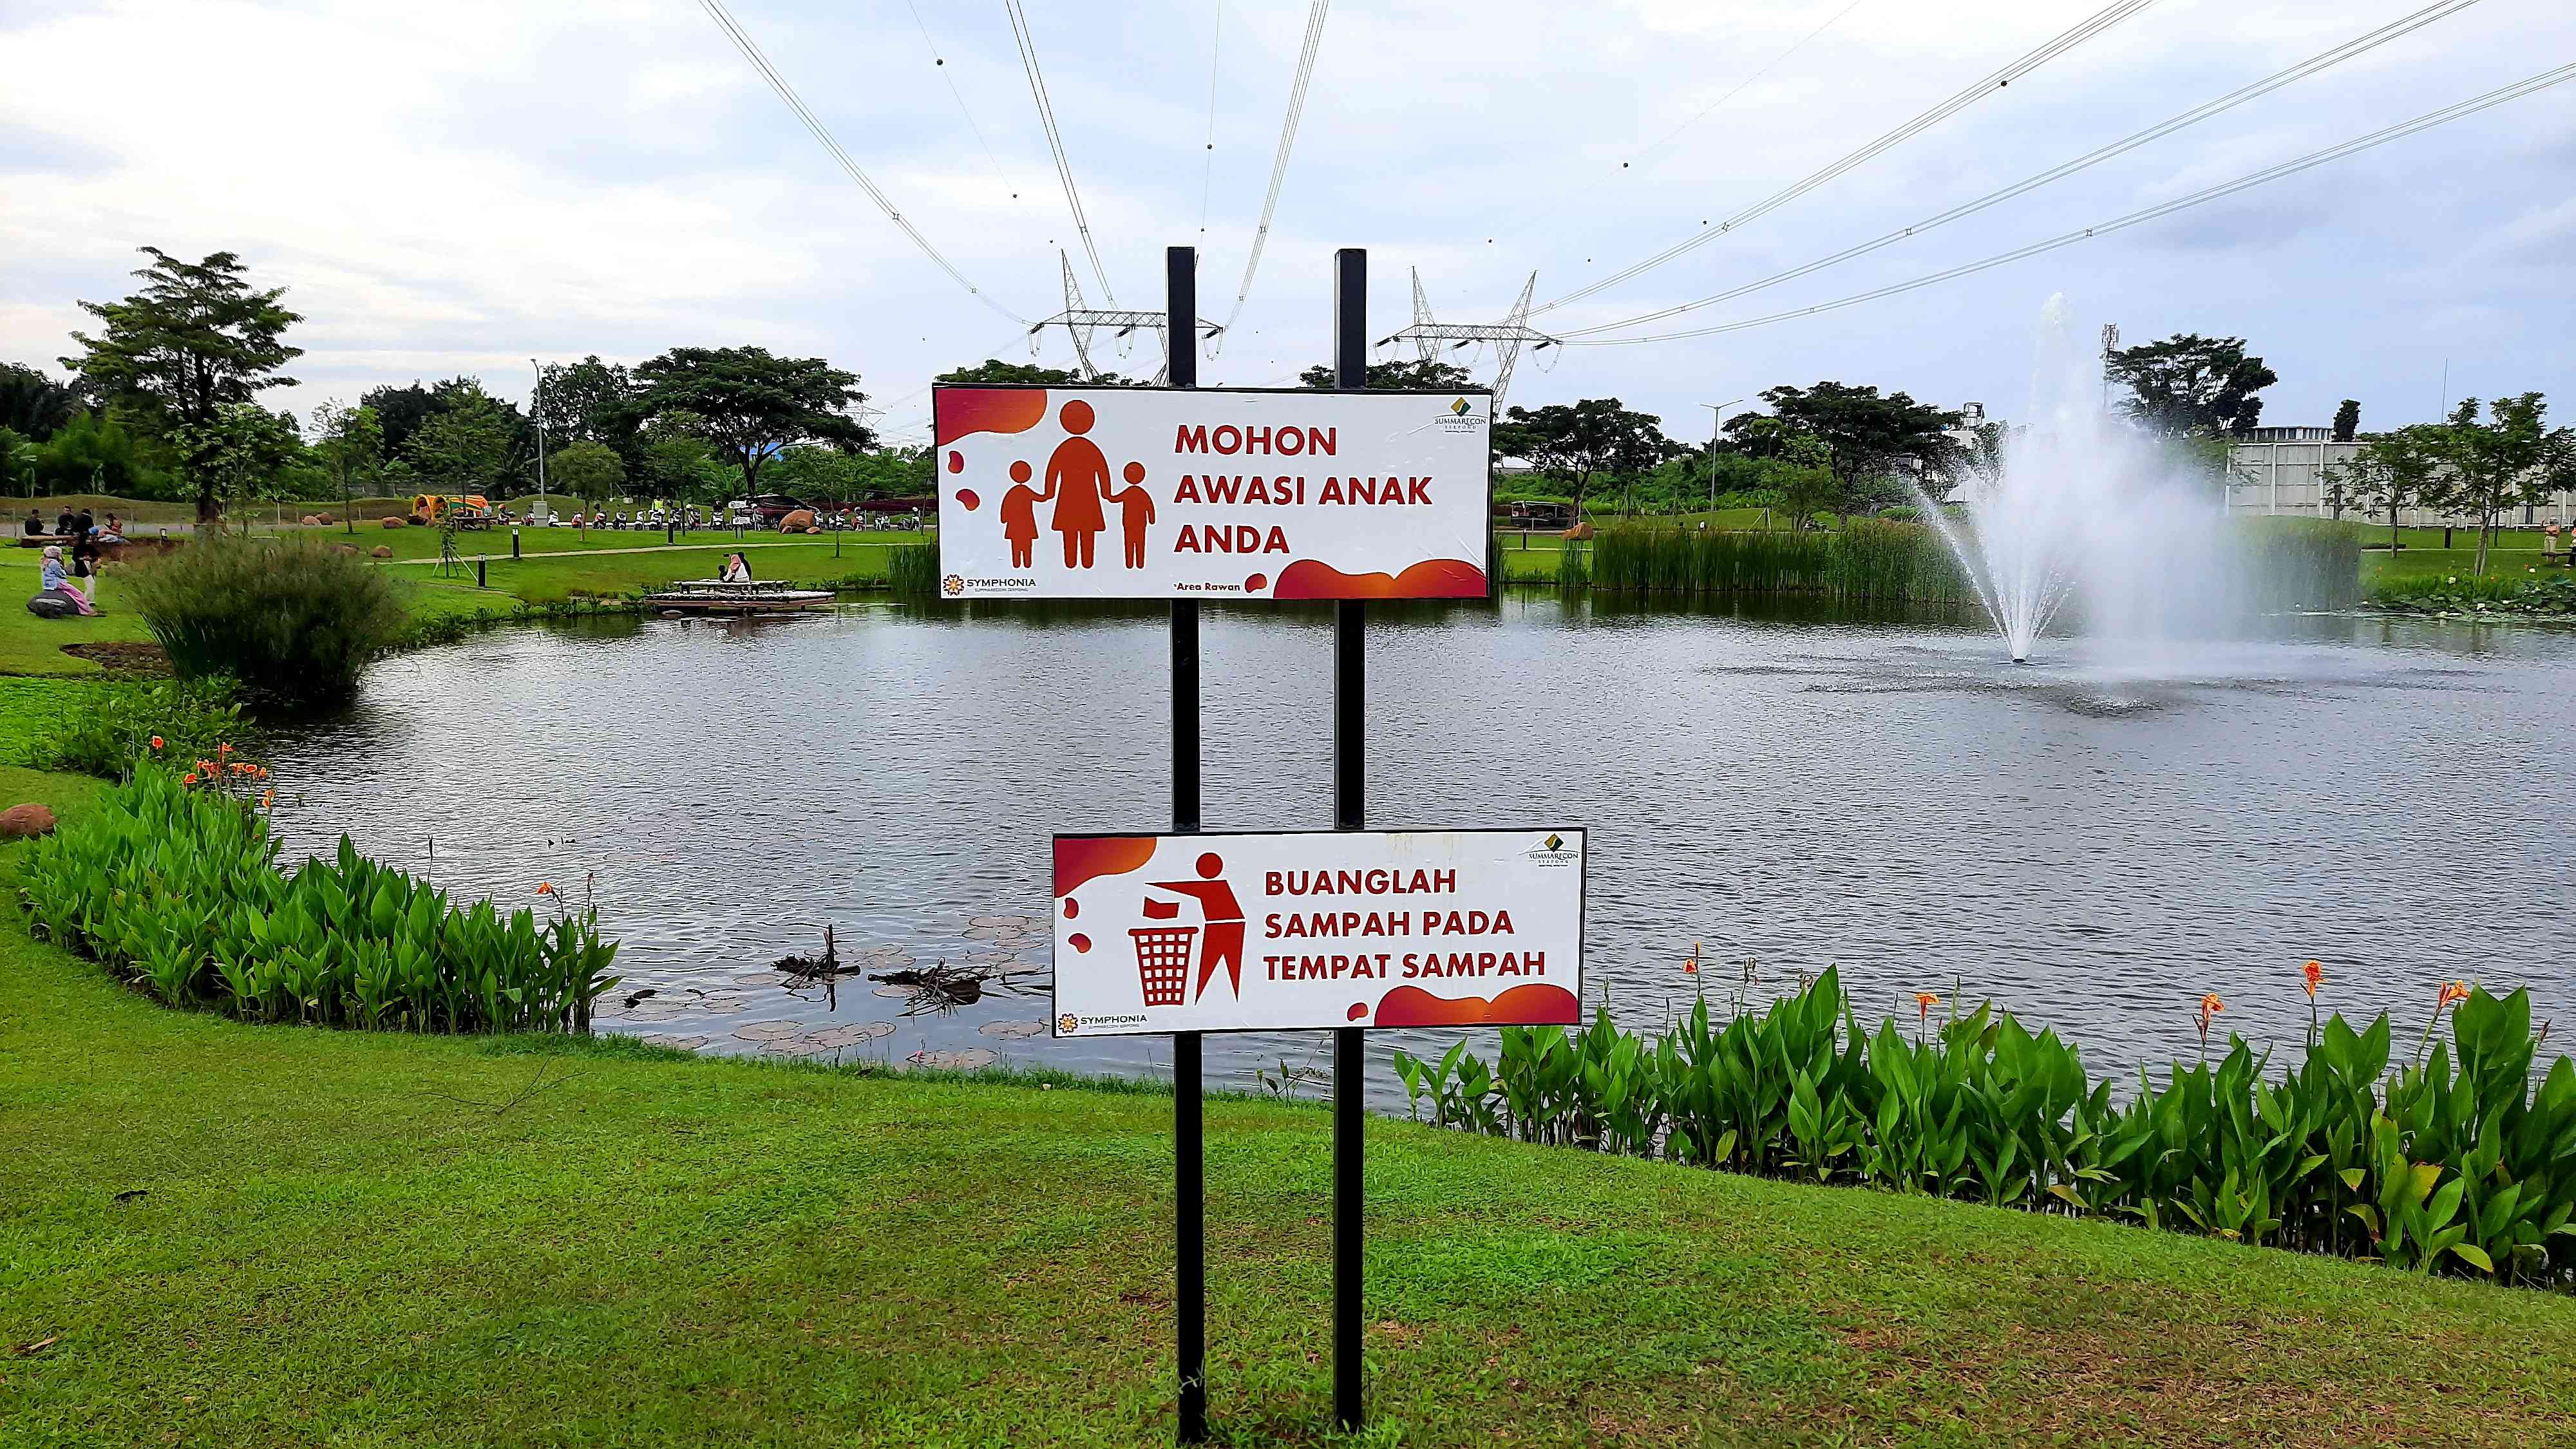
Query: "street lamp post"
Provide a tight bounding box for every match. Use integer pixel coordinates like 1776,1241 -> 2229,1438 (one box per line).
531,359 -> 549,524
1701,399 -> 1743,520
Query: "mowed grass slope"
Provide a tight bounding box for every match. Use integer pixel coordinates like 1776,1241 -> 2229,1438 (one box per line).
6,817 -> 2575,1446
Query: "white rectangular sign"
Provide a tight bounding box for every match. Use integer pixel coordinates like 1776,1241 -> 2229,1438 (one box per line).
934,385 -> 1492,600
1051,829 -> 1585,1036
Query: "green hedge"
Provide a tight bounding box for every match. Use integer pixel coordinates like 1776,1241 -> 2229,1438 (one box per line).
17,768 -> 619,1032
1398,969 -> 2576,1288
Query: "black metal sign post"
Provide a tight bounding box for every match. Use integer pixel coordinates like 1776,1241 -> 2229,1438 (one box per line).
1329,245 -> 1368,1436
1144,243 -> 1376,1442
1164,243 -> 1209,1446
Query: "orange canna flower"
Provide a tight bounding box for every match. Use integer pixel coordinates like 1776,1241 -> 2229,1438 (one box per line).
1914,990 -> 1940,1019
216,743 -> 230,755
148,735 -> 163,750
261,788 -> 274,809
2438,981 -> 2471,1010
182,772 -> 199,785
2302,960 -> 2324,997
1682,960 -> 1698,974
536,882 -> 556,895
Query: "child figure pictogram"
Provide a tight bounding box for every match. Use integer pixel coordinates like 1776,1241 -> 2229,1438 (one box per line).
999,459 -> 1047,569
1104,460 -> 1155,569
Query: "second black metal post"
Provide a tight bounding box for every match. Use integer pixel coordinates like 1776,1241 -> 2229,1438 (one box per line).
1166,244 -> 1208,1446
1330,245 -> 1368,1436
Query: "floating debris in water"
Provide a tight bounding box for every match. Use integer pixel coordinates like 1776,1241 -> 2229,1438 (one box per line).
979,1020 -> 1047,1041
906,1048 -> 998,1070
622,988 -> 658,1009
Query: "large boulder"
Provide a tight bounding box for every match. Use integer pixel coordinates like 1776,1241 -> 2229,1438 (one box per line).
299,515 -> 321,526
24,594 -> 75,620
332,544 -> 360,555
381,516 -> 406,530
1562,521 -> 1596,541
778,509 -> 816,533
370,545 -> 393,558
0,803 -> 57,840
315,511 -> 336,524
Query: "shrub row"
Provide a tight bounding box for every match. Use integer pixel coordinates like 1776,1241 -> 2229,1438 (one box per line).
17,767 -> 620,1032
1396,970 -> 2576,1288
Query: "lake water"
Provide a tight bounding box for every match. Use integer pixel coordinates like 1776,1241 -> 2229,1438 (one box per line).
265,594 -> 2576,1104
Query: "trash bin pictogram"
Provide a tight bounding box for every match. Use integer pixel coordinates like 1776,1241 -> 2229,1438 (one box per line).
1130,925 -> 1199,1007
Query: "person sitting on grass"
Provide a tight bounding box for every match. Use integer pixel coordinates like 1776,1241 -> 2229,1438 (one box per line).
36,546 -> 96,616
21,510 -> 40,538
52,508 -> 75,537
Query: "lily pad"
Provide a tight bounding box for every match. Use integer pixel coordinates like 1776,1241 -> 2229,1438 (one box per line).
641,1034 -> 711,1052
979,1020 -> 1047,1041
732,1019 -> 806,1042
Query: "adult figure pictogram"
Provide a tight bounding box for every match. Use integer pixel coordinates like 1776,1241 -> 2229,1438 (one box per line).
1045,399 -> 1110,569
1150,851 -> 1244,1001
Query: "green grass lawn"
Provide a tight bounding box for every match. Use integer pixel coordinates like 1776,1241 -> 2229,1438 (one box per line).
6,806 -> 2575,1446
0,555 -> 155,676
390,540 -> 902,606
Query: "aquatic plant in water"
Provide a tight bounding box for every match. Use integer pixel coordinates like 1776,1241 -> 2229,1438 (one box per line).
1394,964 -> 2576,1289
18,764 -> 618,1032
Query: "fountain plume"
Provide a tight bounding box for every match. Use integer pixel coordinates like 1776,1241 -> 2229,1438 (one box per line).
1923,296 -> 2242,667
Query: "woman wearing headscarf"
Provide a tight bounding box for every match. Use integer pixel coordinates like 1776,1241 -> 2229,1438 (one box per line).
37,546 -> 97,616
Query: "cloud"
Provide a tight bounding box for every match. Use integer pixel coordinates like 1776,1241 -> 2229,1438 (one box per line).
3,0 -> 2570,438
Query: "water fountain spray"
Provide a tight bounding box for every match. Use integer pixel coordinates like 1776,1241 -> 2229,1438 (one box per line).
1921,296 -> 2241,668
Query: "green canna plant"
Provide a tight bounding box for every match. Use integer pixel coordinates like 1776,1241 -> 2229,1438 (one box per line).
1399,969 -> 2576,1291
17,764 -> 618,1034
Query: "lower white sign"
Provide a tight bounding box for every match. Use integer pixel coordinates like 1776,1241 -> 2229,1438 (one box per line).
1052,828 -> 1586,1036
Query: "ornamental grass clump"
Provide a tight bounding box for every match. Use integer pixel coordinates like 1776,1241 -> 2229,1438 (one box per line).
17,766 -> 618,1033
125,535 -> 407,705
1394,964 -> 2576,1289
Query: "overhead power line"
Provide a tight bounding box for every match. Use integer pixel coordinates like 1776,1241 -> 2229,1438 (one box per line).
695,0 -> 1026,325
1198,3 -> 1224,236
1558,0 -> 2487,339
904,0 -> 1010,183
1223,0 -> 1332,332
1563,62 -> 2576,348
1534,0 -> 2159,316
1005,0 -> 1115,303
1495,0 -> 1868,261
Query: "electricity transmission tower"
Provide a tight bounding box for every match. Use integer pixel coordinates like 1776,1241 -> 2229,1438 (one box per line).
1028,251 -> 1222,384
1379,269 -> 1559,408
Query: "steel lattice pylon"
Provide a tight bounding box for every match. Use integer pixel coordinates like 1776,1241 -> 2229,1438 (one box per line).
1380,269 -> 1558,407
1028,251 -> 1223,384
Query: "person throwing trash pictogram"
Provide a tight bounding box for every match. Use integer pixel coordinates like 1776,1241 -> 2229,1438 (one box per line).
1150,852 -> 1244,1001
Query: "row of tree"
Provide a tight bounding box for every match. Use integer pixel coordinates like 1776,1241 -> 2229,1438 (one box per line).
2324,396 -> 2575,575
3,247 -> 927,523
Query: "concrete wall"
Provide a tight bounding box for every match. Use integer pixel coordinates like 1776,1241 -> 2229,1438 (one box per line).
2225,438 -> 2573,527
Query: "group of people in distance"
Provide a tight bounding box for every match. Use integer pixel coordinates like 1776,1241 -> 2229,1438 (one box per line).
22,506 -> 123,618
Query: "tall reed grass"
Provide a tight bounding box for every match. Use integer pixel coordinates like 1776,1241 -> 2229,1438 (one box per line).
1589,521 -> 1968,604
888,541 -> 941,598
127,536 -> 407,704
1397,969 -> 2576,1287
2237,517 -> 2363,611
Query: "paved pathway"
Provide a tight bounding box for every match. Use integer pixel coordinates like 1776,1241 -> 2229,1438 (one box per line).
377,535 -> 922,565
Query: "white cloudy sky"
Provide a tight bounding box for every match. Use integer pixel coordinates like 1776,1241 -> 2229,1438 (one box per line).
4,0 -> 2571,444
